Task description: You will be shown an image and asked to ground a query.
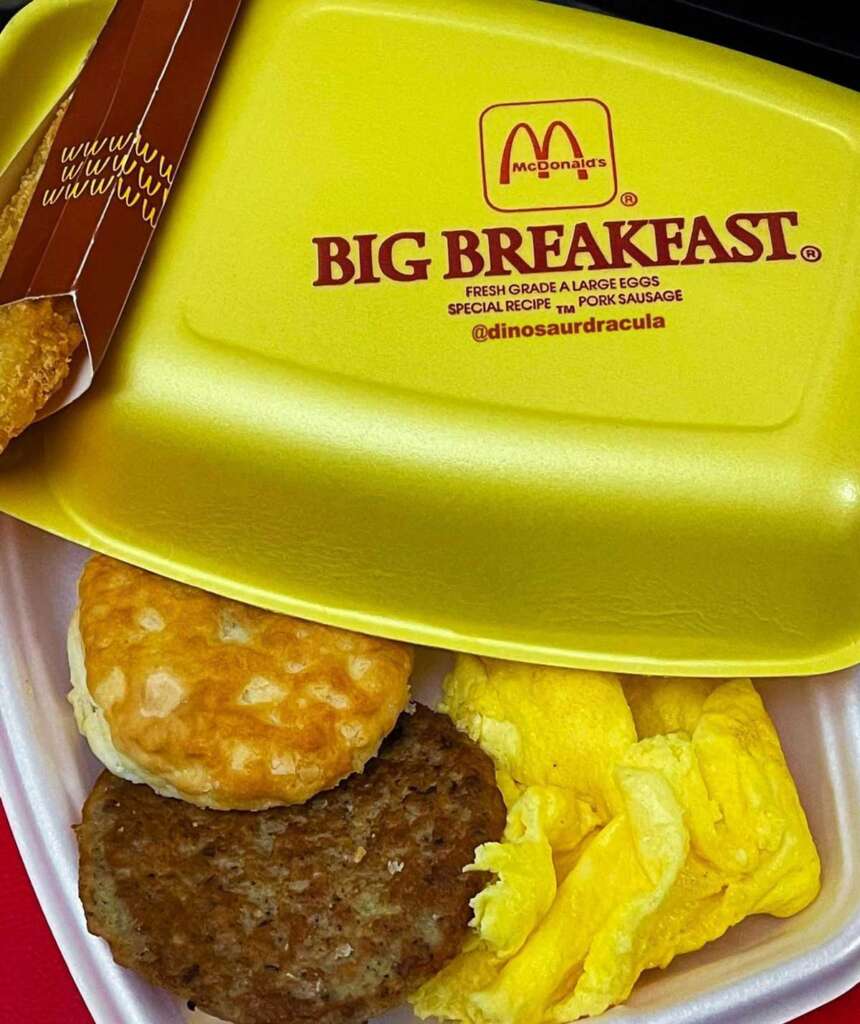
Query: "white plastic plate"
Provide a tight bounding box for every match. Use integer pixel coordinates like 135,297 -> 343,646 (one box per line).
2,513 -> 860,1024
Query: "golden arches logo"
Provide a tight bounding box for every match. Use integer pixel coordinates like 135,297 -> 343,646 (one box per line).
480,98 -> 617,213
499,120 -> 588,184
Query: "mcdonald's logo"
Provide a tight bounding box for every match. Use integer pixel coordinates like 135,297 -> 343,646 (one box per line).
480,98 -> 617,212
499,121 -> 591,184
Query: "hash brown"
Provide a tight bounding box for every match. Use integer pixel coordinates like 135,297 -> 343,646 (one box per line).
0,102 -> 83,453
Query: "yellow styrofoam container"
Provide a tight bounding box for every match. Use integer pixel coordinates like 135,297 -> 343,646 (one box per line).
2,0 -> 860,677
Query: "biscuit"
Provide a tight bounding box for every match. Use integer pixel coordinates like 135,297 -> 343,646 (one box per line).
69,555 -> 414,810
0,102 -> 83,453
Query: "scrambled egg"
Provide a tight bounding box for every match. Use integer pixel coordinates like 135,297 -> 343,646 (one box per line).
412,657 -> 820,1023
439,656 -> 636,818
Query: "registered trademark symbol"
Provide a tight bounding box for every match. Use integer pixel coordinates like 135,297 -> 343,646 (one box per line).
620,191 -> 638,207
800,245 -> 822,263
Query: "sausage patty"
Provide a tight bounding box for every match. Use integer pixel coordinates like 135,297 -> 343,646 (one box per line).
77,705 -> 505,1024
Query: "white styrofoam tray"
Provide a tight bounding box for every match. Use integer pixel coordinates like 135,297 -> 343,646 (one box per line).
2,512 -> 860,1024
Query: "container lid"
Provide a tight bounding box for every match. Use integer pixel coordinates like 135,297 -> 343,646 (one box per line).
2,0 -> 860,677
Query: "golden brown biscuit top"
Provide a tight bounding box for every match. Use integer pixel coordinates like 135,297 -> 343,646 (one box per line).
76,555 -> 413,809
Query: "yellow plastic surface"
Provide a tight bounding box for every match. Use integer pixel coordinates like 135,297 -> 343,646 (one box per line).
2,0 -> 860,676
0,0 -> 113,186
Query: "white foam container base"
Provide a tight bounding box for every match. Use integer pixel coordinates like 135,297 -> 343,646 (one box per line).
1,513 -> 860,1024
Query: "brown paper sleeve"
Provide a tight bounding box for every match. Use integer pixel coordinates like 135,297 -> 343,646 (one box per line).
0,0 -> 243,414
